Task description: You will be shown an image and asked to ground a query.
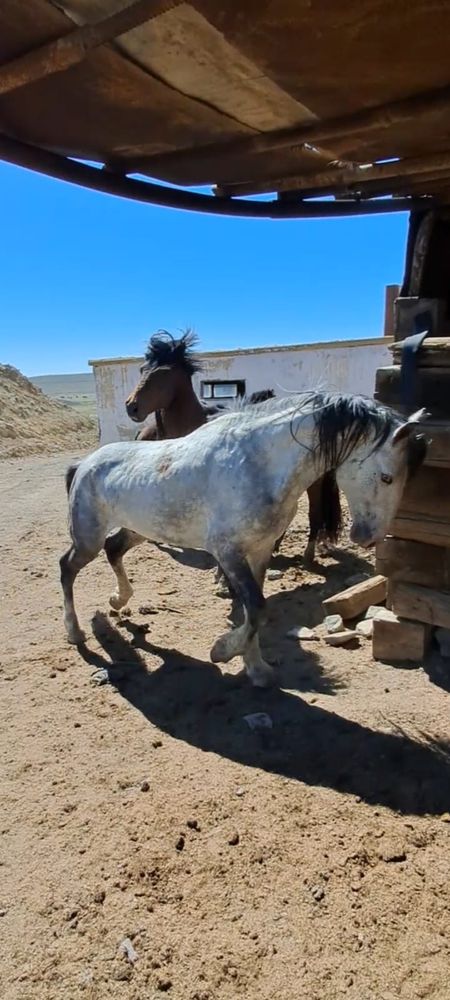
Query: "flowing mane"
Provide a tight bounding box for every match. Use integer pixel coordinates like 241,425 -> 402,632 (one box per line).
309,392 -> 426,476
144,329 -> 202,375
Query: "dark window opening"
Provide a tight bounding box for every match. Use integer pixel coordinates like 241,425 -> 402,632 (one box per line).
200,379 -> 246,400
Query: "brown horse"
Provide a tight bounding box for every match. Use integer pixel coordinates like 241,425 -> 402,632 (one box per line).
125,331 -> 342,563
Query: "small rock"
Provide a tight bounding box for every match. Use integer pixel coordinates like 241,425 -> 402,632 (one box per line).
235,787 -> 245,797
355,619 -> 374,638
156,978 -> 173,992
90,668 -> 109,687
94,890 -> 105,904
243,712 -> 273,731
138,604 -> 158,615
324,630 -> 358,647
140,780 -> 150,793
0,908 -> 7,917
118,937 -> 139,963
381,847 -> 407,863
324,614 -> 343,634
311,885 -> 325,902
152,739 -> 163,749
175,835 -> 185,852
228,832 -> 240,846
286,626 -> 318,640
365,605 -> 387,620
187,818 -> 200,830
440,812 -> 450,823
267,569 -> 283,580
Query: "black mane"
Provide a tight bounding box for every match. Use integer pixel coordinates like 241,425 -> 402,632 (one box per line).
144,329 -> 201,375
308,392 -> 426,475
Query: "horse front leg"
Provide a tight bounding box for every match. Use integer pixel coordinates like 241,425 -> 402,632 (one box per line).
210,548 -> 274,687
304,479 -> 322,565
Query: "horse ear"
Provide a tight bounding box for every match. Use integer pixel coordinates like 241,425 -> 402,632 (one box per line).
392,407 -> 428,446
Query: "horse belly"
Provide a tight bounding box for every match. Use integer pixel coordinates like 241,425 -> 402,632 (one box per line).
106,480 -> 208,551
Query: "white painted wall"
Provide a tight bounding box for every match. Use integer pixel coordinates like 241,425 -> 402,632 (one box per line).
90,338 -> 393,445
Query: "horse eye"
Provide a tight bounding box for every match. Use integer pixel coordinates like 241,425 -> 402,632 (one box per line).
381,473 -> 393,485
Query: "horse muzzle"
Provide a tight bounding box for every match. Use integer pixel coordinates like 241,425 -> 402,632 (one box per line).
126,398 -> 141,422
350,523 -> 377,548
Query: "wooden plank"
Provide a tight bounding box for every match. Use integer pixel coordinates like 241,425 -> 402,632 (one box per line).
322,575 -> 387,620
373,613 -> 431,661
398,466 -> 450,521
375,365 -> 450,416
128,83 -> 450,184
0,0 -> 183,96
392,514 -> 450,547
376,537 -> 450,588
390,581 -> 450,628
218,150 -> 450,199
392,337 -> 450,367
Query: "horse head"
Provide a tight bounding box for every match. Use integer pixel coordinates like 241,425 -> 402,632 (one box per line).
125,329 -> 201,422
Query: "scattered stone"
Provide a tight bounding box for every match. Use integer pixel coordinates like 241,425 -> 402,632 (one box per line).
140,780 -> 150,793
286,626 -> 318,640
0,908 -> 7,917
228,832 -> 240,846
365,605 -> 388,620
324,614 -> 343,634
235,787 -> 245,797
152,739 -> 163,748
119,937 -> 139,964
187,818 -> 200,830
355,619 -> 374,638
175,835 -> 185,852
381,847 -> 407,863
267,569 -> 283,580
138,604 -> 158,615
243,712 -> 273,731
324,631 -> 358,647
440,812 -> 450,823
90,668 -> 109,687
156,978 -> 173,992
94,890 -> 105,904
311,885 -> 325,902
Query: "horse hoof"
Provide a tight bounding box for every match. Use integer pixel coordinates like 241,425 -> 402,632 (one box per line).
210,634 -> 234,663
109,591 -> 132,610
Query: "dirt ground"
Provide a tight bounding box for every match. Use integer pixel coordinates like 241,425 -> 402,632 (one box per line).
2,449 -> 450,1000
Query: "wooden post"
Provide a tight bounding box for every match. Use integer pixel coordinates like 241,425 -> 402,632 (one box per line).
383,285 -> 400,337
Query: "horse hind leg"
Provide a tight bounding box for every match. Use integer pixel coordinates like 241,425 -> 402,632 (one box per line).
104,528 -> 145,609
60,545 -> 99,644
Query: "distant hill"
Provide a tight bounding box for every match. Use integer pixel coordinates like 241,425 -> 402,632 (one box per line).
1,365 -> 96,459
31,372 -> 97,420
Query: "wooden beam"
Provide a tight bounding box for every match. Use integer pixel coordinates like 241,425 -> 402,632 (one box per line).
217,150 -> 450,199
0,0 -> 182,96
128,83 -> 450,185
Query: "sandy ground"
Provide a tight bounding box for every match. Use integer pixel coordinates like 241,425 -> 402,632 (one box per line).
1,450 -> 450,1000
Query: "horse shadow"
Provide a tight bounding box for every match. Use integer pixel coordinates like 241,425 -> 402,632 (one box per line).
78,612 -> 450,817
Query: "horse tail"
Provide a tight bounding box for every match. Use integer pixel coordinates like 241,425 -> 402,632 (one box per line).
65,463 -> 79,496
320,470 -> 342,542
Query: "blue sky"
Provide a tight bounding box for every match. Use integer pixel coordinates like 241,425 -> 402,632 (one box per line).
0,160 -> 407,375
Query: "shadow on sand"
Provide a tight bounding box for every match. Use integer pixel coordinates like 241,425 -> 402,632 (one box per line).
77,611 -> 450,818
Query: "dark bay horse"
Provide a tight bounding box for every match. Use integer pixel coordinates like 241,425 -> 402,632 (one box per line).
125,331 -> 342,562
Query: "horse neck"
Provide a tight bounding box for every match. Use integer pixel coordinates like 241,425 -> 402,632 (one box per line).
252,405 -> 328,495
160,373 -> 206,438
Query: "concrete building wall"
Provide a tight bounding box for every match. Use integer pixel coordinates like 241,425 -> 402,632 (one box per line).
90,337 -> 393,445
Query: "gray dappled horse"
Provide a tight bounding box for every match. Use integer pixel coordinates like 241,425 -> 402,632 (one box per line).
60,393 -> 426,687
